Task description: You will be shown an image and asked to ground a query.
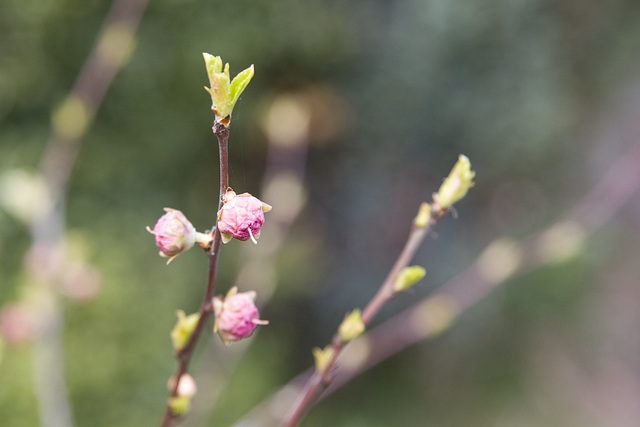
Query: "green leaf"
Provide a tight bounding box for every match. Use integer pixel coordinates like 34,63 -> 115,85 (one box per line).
203,53 -> 254,124
393,265 -> 426,292
228,64 -> 255,111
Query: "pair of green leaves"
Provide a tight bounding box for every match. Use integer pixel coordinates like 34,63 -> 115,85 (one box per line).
203,52 -> 254,126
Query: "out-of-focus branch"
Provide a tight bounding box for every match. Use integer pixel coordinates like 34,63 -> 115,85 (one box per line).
40,0 -> 149,195
280,157 -> 474,426
23,1 -> 150,426
327,139 -> 640,395
280,220 -> 432,427
232,138 -> 640,427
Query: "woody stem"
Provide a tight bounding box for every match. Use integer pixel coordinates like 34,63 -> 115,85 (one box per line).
159,122 -> 230,427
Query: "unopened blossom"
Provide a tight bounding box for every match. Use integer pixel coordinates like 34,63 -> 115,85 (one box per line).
167,374 -> 197,416
167,373 -> 197,398
0,304 -> 34,344
147,208 -> 212,264
217,189 -> 272,244
213,286 -> 268,346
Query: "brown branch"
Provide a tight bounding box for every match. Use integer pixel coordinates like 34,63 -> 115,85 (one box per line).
186,93 -> 312,424
159,125 -> 230,427
233,138 -> 640,427
281,205 -> 448,427
40,0 -> 150,195
325,139 -> 640,395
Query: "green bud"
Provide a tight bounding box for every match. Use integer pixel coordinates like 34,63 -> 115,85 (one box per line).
312,345 -> 334,373
167,373 -> 197,415
203,52 -> 254,126
413,202 -> 431,228
170,310 -> 199,351
168,396 -> 191,416
52,95 -> 90,140
393,265 -> 426,292
338,309 -> 365,342
434,154 -> 475,209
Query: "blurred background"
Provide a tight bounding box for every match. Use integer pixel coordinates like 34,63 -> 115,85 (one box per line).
2,0 -> 640,426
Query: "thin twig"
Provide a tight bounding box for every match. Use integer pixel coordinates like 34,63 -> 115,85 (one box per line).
234,138 -> 640,427
324,139 -> 640,396
281,205 -> 448,427
188,94 -> 312,423
159,124 -> 230,427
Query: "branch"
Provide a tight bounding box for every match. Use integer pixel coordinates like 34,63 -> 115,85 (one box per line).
280,154 -> 476,425
233,139 -> 640,427
324,139 -> 640,396
24,1 -> 150,427
281,203 -> 449,427
186,93 -> 312,423
159,124 -> 230,427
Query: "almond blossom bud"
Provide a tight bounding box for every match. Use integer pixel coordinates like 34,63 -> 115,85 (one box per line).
167,374 -> 197,416
213,286 -> 268,346
168,373 -> 197,398
147,208 -> 212,264
0,304 -> 34,344
217,189 -> 272,244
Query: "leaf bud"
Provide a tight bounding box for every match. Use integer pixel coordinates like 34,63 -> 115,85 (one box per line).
203,52 -> 254,125
337,309 -> 365,342
312,345 -> 334,373
170,310 -> 199,352
433,154 -> 475,209
393,265 -> 426,292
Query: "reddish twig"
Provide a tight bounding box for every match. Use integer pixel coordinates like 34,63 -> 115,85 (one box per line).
281,205 -> 449,427
234,138 -> 640,427
324,139 -> 640,397
159,124 -> 230,427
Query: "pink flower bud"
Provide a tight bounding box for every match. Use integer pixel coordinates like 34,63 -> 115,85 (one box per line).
0,304 -> 34,344
147,208 -> 197,264
213,287 -> 268,346
167,374 -> 197,416
217,189 -> 272,244
167,373 -> 197,397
